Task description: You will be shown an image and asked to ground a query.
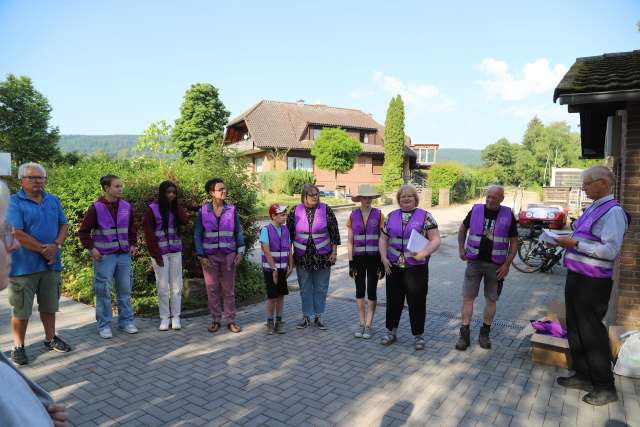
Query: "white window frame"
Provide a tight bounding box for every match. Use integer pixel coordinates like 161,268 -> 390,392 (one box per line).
288,156 -> 313,171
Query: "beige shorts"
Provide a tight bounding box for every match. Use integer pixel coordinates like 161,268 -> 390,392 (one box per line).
462,261 -> 502,302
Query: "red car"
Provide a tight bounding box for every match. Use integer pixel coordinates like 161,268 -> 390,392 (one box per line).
518,204 -> 568,229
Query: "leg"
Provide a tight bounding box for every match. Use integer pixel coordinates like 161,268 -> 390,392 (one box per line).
93,255 -> 117,331
461,262 -> 482,325
8,275 -> 36,347
385,267 -> 405,332
296,266 -> 315,318
481,262 -> 499,325
168,252 -> 183,318
114,253 -> 134,328
565,272 -> 590,379
405,265 -> 428,336
353,257 -> 367,326
312,267 -> 331,316
275,296 -> 284,317
365,256 -> 379,327
220,252 -> 237,323
202,255 -> 223,322
152,255 -> 170,320
37,271 -> 62,341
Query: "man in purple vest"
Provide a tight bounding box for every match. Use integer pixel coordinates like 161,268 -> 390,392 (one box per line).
79,175 -> 138,339
456,185 -> 518,351
553,166 -> 629,406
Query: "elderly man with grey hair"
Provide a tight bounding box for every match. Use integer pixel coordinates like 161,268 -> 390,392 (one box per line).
6,163 -> 71,366
553,166 -> 629,406
456,185 -> 518,351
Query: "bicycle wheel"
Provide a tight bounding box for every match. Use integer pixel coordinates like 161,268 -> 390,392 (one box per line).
513,254 -> 543,273
517,239 -> 546,268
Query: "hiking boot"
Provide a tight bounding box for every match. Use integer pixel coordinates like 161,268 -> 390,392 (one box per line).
275,320 -> 286,334
557,374 -> 593,392
159,318 -> 170,331
44,336 -> 72,353
414,336 -> 425,351
11,346 -> 28,365
227,322 -> 242,333
582,388 -> 618,406
354,325 -> 365,338
314,316 -> 327,330
478,325 -> 491,349
455,326 -> 470,351
266,320 -> 275,335
362,326 -> 372,340
296,316 -> 311,329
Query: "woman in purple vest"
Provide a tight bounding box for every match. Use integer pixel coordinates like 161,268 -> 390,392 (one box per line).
553,166 -> 629,406
379,185 -> 441,350
143,181 -> 188,331
286,184 -> 340,330
194,178 -> 245,334
347,184 -> 384,339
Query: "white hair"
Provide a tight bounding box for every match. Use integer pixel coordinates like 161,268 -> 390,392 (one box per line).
582,166 -> 614,188
0,180 -> 10,223
18,162 -> 47,179
487,185 -> 505,196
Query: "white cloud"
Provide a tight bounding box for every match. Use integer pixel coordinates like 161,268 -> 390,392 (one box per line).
477,58 -> 568,101
372,71 -> 455,113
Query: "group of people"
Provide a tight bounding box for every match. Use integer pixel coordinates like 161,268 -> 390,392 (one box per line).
2,162 -> 629,411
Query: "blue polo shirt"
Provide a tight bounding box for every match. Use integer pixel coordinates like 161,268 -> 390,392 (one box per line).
7,189 -> 68,276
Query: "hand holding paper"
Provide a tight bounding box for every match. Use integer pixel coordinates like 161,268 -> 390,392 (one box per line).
407,229 -> 429,253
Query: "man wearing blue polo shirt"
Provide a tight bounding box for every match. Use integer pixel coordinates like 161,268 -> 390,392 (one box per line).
7,162 -> 71,365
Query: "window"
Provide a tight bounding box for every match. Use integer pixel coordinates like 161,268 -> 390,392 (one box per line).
427,148 -> 436,163
312,127 -> 323,139
288,156 -> 313,171
360,132 -> 369,144
255,156 -> 263,173
416,148 -> 436,164
372,158 -> 383,175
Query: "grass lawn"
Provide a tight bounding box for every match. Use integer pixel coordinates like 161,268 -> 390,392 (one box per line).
256,193 -> 351,217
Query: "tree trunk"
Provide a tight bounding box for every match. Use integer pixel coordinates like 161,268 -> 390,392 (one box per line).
334,170 -> 338,193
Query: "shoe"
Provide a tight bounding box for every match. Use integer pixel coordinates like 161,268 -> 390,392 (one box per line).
296,316 -> 311,329
557,374 -> 593,392
362,326 -> 372,340
119,324 -> 138,334
11,346 -> 28,365
266,320 -> 274,335
207,321 -> 221,333
159,319 -> 170,331
455,326 -> 471,351
99,328 -> 113,339
414,336 -> 425,351
44,336 -> 72,353
171,317 -> 181,330
228,322 -> 242,333
314,316 -> 327,330
354,325 -> 365,338
582,389 -> 618,406
380,332 -> 396,346
478,325 -> 491,349
275,320 -> 286,334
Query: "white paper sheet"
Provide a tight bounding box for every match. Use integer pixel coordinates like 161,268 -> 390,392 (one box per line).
539,229 -> 560,245
407,229 -> 429,253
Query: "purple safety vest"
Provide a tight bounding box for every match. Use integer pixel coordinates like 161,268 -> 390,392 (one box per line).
149,202 -> 182,255
564,198 -> 629,279
91,200 -> 131,255
351,208 -> 381,256
293,203 -> 332,257
386,208 -> 429,266
465,204 -> 513,264
201,203 -> 236,255
261,223 -> 290,272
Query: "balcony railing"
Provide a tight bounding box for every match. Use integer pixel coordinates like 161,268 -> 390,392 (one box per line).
224,139 -> 254,152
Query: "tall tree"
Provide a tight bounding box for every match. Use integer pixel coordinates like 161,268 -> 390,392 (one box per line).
133,120 -> 176,161
480,137 -> 518,184
522,116 -> 544,151
172,83 -> 230,159
382,95 -> 406,191
311,128 -> 362,190
0,74 -> 60,165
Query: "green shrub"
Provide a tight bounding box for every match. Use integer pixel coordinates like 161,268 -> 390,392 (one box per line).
427,162 -> 464,205
45,150 -> 263,315
283,170 -> 315,195
257,171 -> 286,194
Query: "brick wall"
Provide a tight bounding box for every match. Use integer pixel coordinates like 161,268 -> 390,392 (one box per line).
616,102 -> 640,326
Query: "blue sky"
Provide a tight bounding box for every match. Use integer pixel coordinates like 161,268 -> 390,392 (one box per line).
1,1 -> 638,149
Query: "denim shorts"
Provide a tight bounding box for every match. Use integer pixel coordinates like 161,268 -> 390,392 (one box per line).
8,271 -> 61,319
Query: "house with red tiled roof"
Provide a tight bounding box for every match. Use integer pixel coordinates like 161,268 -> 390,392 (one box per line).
223,99 -> 416,192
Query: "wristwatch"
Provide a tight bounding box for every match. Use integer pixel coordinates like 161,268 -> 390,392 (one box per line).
575,240 -> 579,249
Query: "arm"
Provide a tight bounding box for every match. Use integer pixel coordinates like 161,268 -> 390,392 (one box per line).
413,228 -> 441,260
127,204 -> 137,255
458,222 -> 468,261
233,210 -> 245,266
556,208 -> 628,260
78,204 -> 97,251
496,236 -> 518,280
193,211 -> 204,257
346,216 -> 354,261
326,206 -> 340,263
379,232 -> 392,274
142,208 -> 163,265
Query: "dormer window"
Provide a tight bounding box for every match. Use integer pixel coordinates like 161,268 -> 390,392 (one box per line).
360,132 -> 369,144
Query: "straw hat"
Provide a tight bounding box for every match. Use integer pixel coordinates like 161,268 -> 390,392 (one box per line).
351,184 -> 381,202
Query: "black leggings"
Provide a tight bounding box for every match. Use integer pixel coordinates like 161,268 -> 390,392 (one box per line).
353,255 -> 380,300
385,264 -> 428,336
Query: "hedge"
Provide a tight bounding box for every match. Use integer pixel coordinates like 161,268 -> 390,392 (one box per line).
44,150 -> 264,315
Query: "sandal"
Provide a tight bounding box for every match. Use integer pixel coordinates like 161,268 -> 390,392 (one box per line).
227,322 -> 242,333
414,336 -> 425,351
207,321 -> 221,333
380,333 -> 396,346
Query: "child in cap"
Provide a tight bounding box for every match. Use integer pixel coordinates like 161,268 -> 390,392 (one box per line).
259,204 -> 293,334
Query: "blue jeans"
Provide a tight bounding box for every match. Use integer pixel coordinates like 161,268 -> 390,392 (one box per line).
296,266 -> 331,317
93,253 -> 134,330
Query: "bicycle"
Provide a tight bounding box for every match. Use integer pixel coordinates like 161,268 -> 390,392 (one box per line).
513,226 -> 566,273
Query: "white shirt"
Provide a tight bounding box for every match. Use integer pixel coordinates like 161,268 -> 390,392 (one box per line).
573,195 -> 628,261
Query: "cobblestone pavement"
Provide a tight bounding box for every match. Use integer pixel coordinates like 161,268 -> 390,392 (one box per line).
1,198 -> 639,427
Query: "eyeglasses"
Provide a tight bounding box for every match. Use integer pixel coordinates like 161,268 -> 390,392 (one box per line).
582,179 -> 603,187
23,176 -> 46,181
0,223 -> 15,249
214,188 -> 227,193
306,193 -> 319,198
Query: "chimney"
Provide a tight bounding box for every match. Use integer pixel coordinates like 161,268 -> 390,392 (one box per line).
296,99 -> 305,106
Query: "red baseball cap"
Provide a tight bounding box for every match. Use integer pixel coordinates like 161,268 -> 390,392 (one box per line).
268,204 -> 287,218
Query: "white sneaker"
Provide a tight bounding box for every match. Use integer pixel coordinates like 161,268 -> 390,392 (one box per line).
99,328 -> 113,339
159,319 -> 170,331
171,317 -> 181,330
120,324 -> 138,334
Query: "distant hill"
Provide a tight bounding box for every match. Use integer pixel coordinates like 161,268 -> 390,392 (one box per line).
59,135 -> 140,155
435,148 -> 482,165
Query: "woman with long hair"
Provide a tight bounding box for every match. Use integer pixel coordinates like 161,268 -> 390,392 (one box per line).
143,180 -> 188,331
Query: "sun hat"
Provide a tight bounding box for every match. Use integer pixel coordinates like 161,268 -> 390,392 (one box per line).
268,204 -> 287,218
351,184 -> 381,203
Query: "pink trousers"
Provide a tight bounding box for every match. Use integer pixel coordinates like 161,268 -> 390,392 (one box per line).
202,252 -> 237,322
